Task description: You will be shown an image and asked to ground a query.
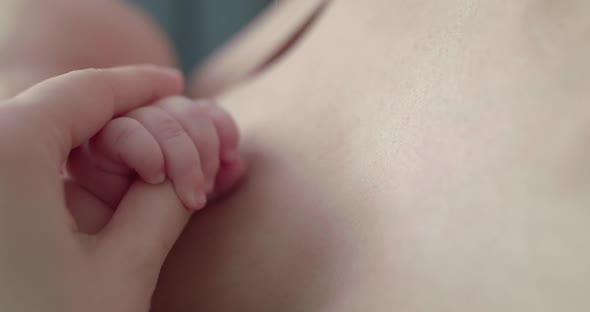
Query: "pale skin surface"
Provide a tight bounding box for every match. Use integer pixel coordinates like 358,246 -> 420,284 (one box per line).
1,0 -> 590,311
0,66 -> 194,312
154,0 -> 590,311
0,66 -> 246,311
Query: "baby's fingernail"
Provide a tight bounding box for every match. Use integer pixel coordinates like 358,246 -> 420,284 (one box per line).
150,172 -> 166,184
188,192 -> 208,211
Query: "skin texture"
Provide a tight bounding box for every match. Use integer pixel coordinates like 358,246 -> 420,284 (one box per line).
68,97 -> 245,211
0,4 -> 247,311
1,0 -> 589,311
152,0 -> 590,311
0,66 -> 190,312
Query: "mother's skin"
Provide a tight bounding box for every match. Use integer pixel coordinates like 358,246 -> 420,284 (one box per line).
156,1 -> 590,311
2,1 -> 589,311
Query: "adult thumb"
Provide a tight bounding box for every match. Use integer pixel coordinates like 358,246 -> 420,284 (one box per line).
98,180 -> 192,275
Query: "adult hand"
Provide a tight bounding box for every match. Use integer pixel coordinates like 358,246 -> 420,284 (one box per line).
0,66 -> 192,312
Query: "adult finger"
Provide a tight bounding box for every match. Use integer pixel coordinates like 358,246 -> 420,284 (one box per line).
97,180 -> 191,283
10,65 -> 183,166
68,117 -> 166,207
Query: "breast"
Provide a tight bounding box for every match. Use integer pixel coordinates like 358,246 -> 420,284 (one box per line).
152,1 -> 590,311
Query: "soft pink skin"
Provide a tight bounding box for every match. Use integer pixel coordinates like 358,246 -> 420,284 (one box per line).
67,97 -> 247,211
0,0 -> 177,99
0,66 -> 194,312
0,2 -> 249,310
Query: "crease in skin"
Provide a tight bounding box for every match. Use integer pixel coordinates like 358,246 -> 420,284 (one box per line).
188,0 -> 331,97
251,0 -> 331,77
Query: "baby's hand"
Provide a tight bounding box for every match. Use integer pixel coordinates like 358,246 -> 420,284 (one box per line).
67,96 -> 246,210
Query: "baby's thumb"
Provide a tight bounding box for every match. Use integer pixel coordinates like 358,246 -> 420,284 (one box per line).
98,180 -> 192,279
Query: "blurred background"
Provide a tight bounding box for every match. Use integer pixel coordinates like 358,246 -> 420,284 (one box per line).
133,0 -> 272,72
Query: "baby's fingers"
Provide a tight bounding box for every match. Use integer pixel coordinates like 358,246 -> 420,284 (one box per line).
127,106 -> 207,211
205,102 -> 241,164
91,117 -> 165,185
204,102 -> 247,195
156,98 -> 220,192
67,117 -> 166,208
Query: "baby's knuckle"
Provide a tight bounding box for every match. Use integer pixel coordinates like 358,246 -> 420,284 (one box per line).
185,104 -> 208,119
154,115 -> 185,141
160,96 -> 208,119
111,118 -> 143,146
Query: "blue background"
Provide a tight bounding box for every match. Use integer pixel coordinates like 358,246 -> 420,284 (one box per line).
133,0 -> 271,71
